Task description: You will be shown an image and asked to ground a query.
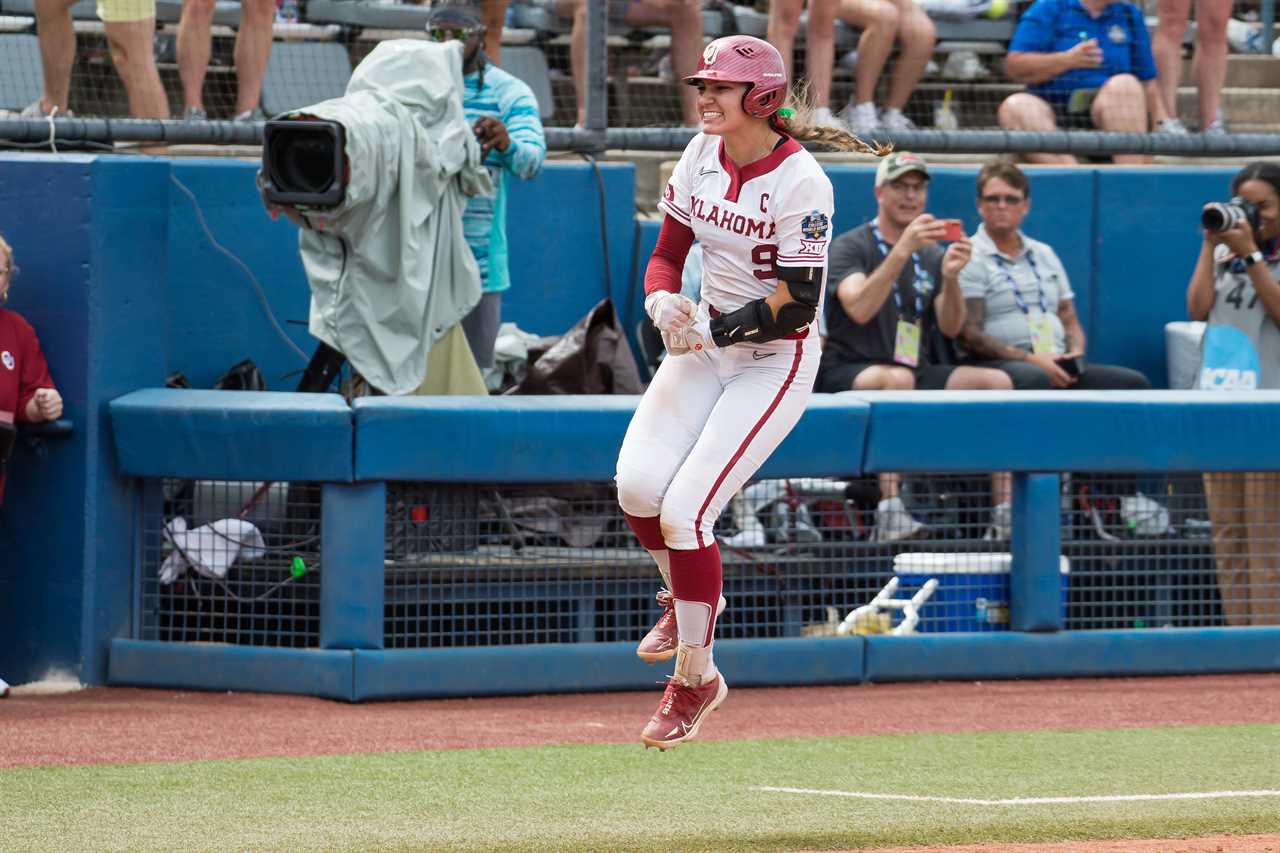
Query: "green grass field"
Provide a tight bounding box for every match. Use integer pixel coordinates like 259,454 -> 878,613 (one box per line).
3,724 -> 1279,852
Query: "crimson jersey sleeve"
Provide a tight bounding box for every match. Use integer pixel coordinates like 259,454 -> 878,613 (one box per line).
657,137 -> 699,227
14,313 -> 54,423
772,169 -> 835,271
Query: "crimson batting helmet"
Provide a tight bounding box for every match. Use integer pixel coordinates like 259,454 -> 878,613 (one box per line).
683,35 -> 788,119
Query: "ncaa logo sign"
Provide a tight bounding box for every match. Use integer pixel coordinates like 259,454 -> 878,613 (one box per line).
1,351 -> 13,371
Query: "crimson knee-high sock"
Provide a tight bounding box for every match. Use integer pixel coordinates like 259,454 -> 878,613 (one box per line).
624,512 -> 665,551
624,512 -> 673,589
667,542 -> 723,647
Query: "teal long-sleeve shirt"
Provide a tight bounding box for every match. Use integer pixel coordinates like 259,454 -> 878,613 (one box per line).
462,63 -> 547,293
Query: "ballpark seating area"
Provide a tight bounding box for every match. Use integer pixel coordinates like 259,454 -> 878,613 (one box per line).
2,0 -> 1278,131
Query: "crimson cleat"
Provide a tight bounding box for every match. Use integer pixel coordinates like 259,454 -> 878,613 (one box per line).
636,590 -> 727,663
640,672 -> 728,751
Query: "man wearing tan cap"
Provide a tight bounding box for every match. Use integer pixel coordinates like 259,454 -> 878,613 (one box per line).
818,152 -> 1013,541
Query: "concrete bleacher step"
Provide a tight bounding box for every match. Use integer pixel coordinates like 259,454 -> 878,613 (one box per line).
1176,85 -> 1280,132
1183,54 -> 1280,89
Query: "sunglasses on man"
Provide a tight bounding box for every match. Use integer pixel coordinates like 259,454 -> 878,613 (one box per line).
427,25 -> 482,42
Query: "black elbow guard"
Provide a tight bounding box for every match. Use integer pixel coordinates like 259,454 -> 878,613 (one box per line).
709,297 -> 815,347
777,265 -> 824,310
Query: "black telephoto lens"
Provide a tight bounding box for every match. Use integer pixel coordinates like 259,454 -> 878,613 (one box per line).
261,120 -> 347,208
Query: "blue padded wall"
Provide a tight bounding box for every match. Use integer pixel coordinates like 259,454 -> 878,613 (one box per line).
1092,167 -> 1237,387
505,161 -> 638,338
167,159 -> 314,390
0,154 -> 168,685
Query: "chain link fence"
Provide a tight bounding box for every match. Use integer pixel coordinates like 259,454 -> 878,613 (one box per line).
137,470 -> 1280,648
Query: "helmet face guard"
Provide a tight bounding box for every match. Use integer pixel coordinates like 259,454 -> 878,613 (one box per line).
683,36 -> 787,119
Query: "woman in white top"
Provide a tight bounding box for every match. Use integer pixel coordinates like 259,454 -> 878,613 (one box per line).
1186,161 -> 1280,626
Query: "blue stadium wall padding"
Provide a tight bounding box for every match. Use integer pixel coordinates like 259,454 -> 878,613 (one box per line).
858,390 -> 1280,473
320,482 -> 385,650
109,388 -> 354,481
0,155 -> 169,686
505,161 -> 638,339
350,636 -> 864,700
1092,167 -> 1239,388
109,639 -> 355,700
1010,473 -> 1063,632
167,159 -> 315,391
352,394 -> 869,482
353,395 -> 637,482
863,628 -> 1280,682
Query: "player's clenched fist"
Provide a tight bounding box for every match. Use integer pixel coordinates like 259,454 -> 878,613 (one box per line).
645,291 -> 697,333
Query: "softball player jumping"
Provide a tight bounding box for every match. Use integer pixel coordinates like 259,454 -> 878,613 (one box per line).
615,35 -> 887,750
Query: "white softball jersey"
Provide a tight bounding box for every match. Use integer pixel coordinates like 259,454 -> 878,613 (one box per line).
617,133 -> 835,551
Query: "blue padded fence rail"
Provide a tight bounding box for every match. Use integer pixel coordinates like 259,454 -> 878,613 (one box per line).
110,388 -> 354,482
352,393 -> 869,482
105,391 -> 1280,699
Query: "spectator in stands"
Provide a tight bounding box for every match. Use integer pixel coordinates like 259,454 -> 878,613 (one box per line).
1151,0 -> 1231,134
958,162 -> 1150,392
997,0 -> 1170,164
767,0 -> 936,133
0,232 -> 63,507
176,0 -> 275,121
480,0 -> 508,64
0,233 -> 62,701
429,3 -> 547,372
1186,162 -> 1280,625
817,152 -> 1014,541
556,0 -> 702,127
26,0 -> 169,118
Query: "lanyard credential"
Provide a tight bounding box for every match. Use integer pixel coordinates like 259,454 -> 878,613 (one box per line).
994,249 -> 1049,315
870,220 -> 929,322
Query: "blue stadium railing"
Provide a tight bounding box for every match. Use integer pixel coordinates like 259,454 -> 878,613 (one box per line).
103,389 -> 1280,701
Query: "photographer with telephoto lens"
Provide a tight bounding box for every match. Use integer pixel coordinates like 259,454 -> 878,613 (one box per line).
1186,161 -> 1280,626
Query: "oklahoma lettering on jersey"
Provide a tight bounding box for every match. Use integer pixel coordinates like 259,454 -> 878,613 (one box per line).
659,132 -> 835,313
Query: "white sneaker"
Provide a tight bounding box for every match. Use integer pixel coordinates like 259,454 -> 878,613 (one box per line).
880,108 -> 917,132
1157,117 -> 1189,134
814,106 -> 839,128
0,676 -> 10,698
984,501 -> 1012,541
841,101 -> 881,135
1202,118 -> 1227,136
873,496 -> 925,542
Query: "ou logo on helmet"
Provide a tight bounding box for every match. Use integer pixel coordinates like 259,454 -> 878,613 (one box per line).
1,350 -> 13,371
702,43 -> 719,66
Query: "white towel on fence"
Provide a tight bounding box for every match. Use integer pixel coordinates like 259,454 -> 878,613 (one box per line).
159,517 -> 267,585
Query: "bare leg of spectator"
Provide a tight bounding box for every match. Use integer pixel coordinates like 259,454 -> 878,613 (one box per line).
1204,471 -> 1250,625
34,0 -> 79,113
839,0 -> 898,124
1090,74 -> 1151,164
849,364 -> 921,540
997,93 -> 1078,165
234,0 -> 275,117
1191,0 -> 1231,130
177,0 -> 214,115
766,0 -> 803,80
105,19 -> 170,118
481,0 -> 508,64
802,0 -> 837,112
1151,0 -> 1189,123
882,0 -> 935,114
1245,471 -> 1280,626
628,1 -> 702,126
943,365 -> 1012,391
559,0 -> 588,126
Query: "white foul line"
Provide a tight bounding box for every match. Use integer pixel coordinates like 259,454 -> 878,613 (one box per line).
754,786 -> 1280,806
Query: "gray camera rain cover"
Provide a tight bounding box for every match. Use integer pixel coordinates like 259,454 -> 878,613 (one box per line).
295,39 -> 493,395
